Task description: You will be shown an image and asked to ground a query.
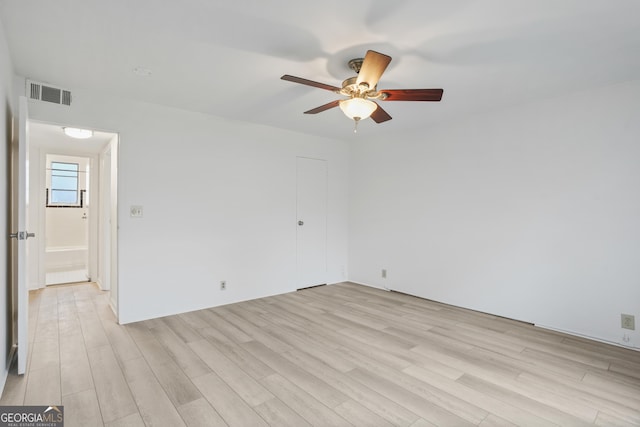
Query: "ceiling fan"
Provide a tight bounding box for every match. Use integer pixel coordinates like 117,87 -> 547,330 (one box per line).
281,50 -> 443,131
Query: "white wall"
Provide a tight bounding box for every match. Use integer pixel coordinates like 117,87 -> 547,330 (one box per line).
23,83 -> 349,324
350,79 -> 640,349
0,17 -> 14,393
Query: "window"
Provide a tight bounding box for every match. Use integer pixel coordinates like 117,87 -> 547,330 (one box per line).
49,162 -> 79,205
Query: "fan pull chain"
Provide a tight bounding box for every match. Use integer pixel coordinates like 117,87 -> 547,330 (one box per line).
353,117 -> 361,133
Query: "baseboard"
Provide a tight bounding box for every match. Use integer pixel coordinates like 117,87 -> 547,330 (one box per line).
344,280 -> 391,291
296,283 -> 327,291
109,299 -> 119,323
347,282 -> 639,352
536,323 -> 640,352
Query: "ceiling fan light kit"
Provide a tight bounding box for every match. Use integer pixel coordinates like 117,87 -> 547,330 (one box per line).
339,97 -> 378,132
281,50 -> 443,131
339,98 -> 377,120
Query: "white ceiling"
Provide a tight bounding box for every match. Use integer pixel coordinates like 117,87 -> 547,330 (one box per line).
1,0 -> 639,141
29,121 -> 115,155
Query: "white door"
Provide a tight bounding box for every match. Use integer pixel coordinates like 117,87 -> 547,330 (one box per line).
10,97 -> 31,375
296,157 -> 327,288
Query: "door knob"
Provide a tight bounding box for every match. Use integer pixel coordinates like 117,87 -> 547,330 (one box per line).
298,220 -> 304,226
8,231 -> 35,240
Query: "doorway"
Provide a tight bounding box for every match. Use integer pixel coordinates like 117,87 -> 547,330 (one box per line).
27,121 -> 119,315
44,154 -> 91,285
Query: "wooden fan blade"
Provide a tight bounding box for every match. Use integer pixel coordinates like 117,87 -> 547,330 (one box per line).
381,89 -> 443,101
370,102 -> 392,123
304,100 -> 340,114
356,50 -> 392,89
281,75 -> 341,92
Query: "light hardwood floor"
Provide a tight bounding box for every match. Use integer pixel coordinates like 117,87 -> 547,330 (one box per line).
2,282 -> 639,426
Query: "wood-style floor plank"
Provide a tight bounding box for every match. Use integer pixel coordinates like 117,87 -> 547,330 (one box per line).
253,397 -> 313,427
192,372 -> 269,427
2,281 -> 639,427
333,399 -> 397,427
456,374 -> 589,426
60,332 -> 94,396
87,345 -> 138,424
176,397 -> 228,427
189,338 -> 274,407
146,321 -> 212,379
103,413 -> 145,427
243,340 -> 350,409
259,373 -> 351,427
62,389 -> 103,427
281,348 -> 420,426
120,357 -> 187,427
23,366 -> 61,405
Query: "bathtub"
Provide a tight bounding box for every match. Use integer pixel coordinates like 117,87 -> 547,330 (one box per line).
45,246 -> 88,272
45,246 -> 89,285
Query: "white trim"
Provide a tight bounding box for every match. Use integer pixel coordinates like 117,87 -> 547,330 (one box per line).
350,281 -> 640,352
344,280 -> 391,291
535,323 -> 640,352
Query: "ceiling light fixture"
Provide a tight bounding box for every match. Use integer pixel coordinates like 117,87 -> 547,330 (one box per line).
133,67 -> 152,77
339,98 -> 377,132
63,127 -> 93,139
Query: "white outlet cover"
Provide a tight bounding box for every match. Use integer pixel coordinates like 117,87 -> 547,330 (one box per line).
130,205 -> 143,218
621,314 -> 635,330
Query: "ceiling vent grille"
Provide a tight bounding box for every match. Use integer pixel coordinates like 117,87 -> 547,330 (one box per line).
26,80 -> 72,106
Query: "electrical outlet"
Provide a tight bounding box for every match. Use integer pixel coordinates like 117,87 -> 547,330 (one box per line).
130,205 -> 143,218
621,314 -> 635,330
381,269 -> 387,279
220,280 -> 226,291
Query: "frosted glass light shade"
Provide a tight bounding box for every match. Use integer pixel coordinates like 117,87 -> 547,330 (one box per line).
63,127 -> 93,139
339,98 -> 377,120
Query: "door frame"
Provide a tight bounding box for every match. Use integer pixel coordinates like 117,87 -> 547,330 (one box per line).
98,137 -> 119,316
22,119 -> 120,321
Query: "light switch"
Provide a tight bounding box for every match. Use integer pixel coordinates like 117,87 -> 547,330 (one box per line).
130,205 -> 143,218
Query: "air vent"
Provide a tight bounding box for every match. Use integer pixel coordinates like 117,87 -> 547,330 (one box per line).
26,80 -> 71,106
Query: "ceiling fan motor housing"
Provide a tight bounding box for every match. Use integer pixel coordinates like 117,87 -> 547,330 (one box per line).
338,76 -> 384,100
